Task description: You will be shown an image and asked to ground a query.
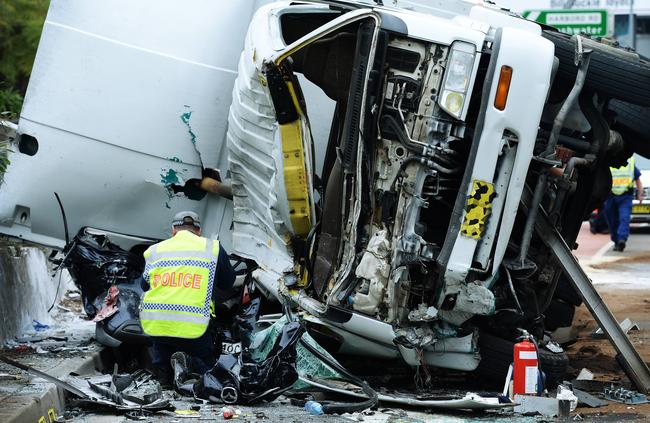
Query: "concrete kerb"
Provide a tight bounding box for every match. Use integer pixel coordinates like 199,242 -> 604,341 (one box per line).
2,348 -> 107,423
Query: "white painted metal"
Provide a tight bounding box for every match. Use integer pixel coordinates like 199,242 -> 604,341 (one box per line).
227,6 -> 296,275
393,0 -> 543,33
379,7 -> 486,47
301,378 -> 513,410
302,312 -> 478,368
398,341 -> 480,371
441,27 -> 555,315
0,0 -> 273,249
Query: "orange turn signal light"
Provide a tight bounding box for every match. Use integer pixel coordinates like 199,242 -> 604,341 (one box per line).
494,65 -> 512,111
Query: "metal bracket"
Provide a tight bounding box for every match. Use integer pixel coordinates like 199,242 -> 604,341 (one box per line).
603,385 -> 649,404
514,35 -> 594,268
574,35 -> 594,66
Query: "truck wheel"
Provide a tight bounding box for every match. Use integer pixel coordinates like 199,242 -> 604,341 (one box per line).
476,332 -> 569,388
543,30 -> 650,107
608,99 -> 650,159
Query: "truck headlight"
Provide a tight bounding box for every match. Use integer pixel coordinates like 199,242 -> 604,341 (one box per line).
439,41 -> 476,119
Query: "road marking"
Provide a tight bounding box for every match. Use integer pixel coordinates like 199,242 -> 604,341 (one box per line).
594,241 -> 614,259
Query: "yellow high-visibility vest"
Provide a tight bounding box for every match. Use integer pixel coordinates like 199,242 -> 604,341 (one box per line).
610,157 -> 636,196
140,231 -> 220,339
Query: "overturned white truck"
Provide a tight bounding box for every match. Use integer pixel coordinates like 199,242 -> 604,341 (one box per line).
2,0 -> 650,387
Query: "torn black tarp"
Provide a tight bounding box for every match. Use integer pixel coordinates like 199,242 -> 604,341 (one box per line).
233,297 -> 261,348
182,321 -> 305,404
61,231 -> 145,317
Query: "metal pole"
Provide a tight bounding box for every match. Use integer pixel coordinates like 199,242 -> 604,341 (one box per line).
515,40 -> 591,269
630,0 -> 637,49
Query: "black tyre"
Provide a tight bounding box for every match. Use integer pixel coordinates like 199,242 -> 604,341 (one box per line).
475,332 -> 569,388
608,99 -> 650,159
543,30 -> 650,107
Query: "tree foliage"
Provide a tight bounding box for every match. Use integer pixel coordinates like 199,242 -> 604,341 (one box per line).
0,121 -> 12,184
0,0 -> 49,116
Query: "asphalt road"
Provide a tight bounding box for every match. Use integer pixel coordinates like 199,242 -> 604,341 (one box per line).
575,222 -> 650,287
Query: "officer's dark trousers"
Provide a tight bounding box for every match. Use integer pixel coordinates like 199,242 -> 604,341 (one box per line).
604,192 -> 633,243
150,330 -> 216,374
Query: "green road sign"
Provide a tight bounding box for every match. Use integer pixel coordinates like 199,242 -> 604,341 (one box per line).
523,9 -> 608,37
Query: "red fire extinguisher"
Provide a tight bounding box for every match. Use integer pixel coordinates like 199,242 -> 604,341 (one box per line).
513,331 -> 539,395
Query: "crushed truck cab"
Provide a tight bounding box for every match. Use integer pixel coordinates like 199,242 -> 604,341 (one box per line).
227,1 -> 555,370
3,0 -> 650,380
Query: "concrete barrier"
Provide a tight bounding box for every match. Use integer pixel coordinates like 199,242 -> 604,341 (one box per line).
0,244 -> 61,343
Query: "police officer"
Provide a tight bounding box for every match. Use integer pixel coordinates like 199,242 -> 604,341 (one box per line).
140,211 -> 235,382
605,157 -> 644,252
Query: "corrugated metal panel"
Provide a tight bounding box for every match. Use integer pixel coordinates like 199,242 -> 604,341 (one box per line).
227,44 -> 294,274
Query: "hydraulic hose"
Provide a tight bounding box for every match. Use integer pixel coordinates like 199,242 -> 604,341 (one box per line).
298,339 -> 378,414
381,115 -> 459,159
381,114 -> 426,155
389,155 -> 460,193
381,114 -> 461,171
504,267 -> 524,315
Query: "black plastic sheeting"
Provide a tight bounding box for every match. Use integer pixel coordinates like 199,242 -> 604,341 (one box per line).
61,232 -> 145,317
170,296 -> 297,403
232,297 -> 261,348
190,321 -> 305,405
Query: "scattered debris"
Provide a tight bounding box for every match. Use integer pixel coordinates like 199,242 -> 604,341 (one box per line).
0,373 -> 21,381
56,304 -> 74,313
32,320 -> 50,331
5,343 -> 32,353
221,406 -> 242,419
177,321 -> 305,405
15,334 -> 69,343
576,368 -> 595,381
513,394 -> 571,417
0,355 -> 90,398
544,339 -> 564,354
551,326 -> 578,345
124,411 -> 148,420
304,400 -> 324,415
4,332 -> 90,355
0,354 -> 171,413
571,379 -> 615,393
557,384 -> 578,411
502,363 -> 514,397
592,317 -> 640,339
603,385 -> 649,404
301,377 -> 513,411
174,409 -> 201,418
573,388 -> 608,408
